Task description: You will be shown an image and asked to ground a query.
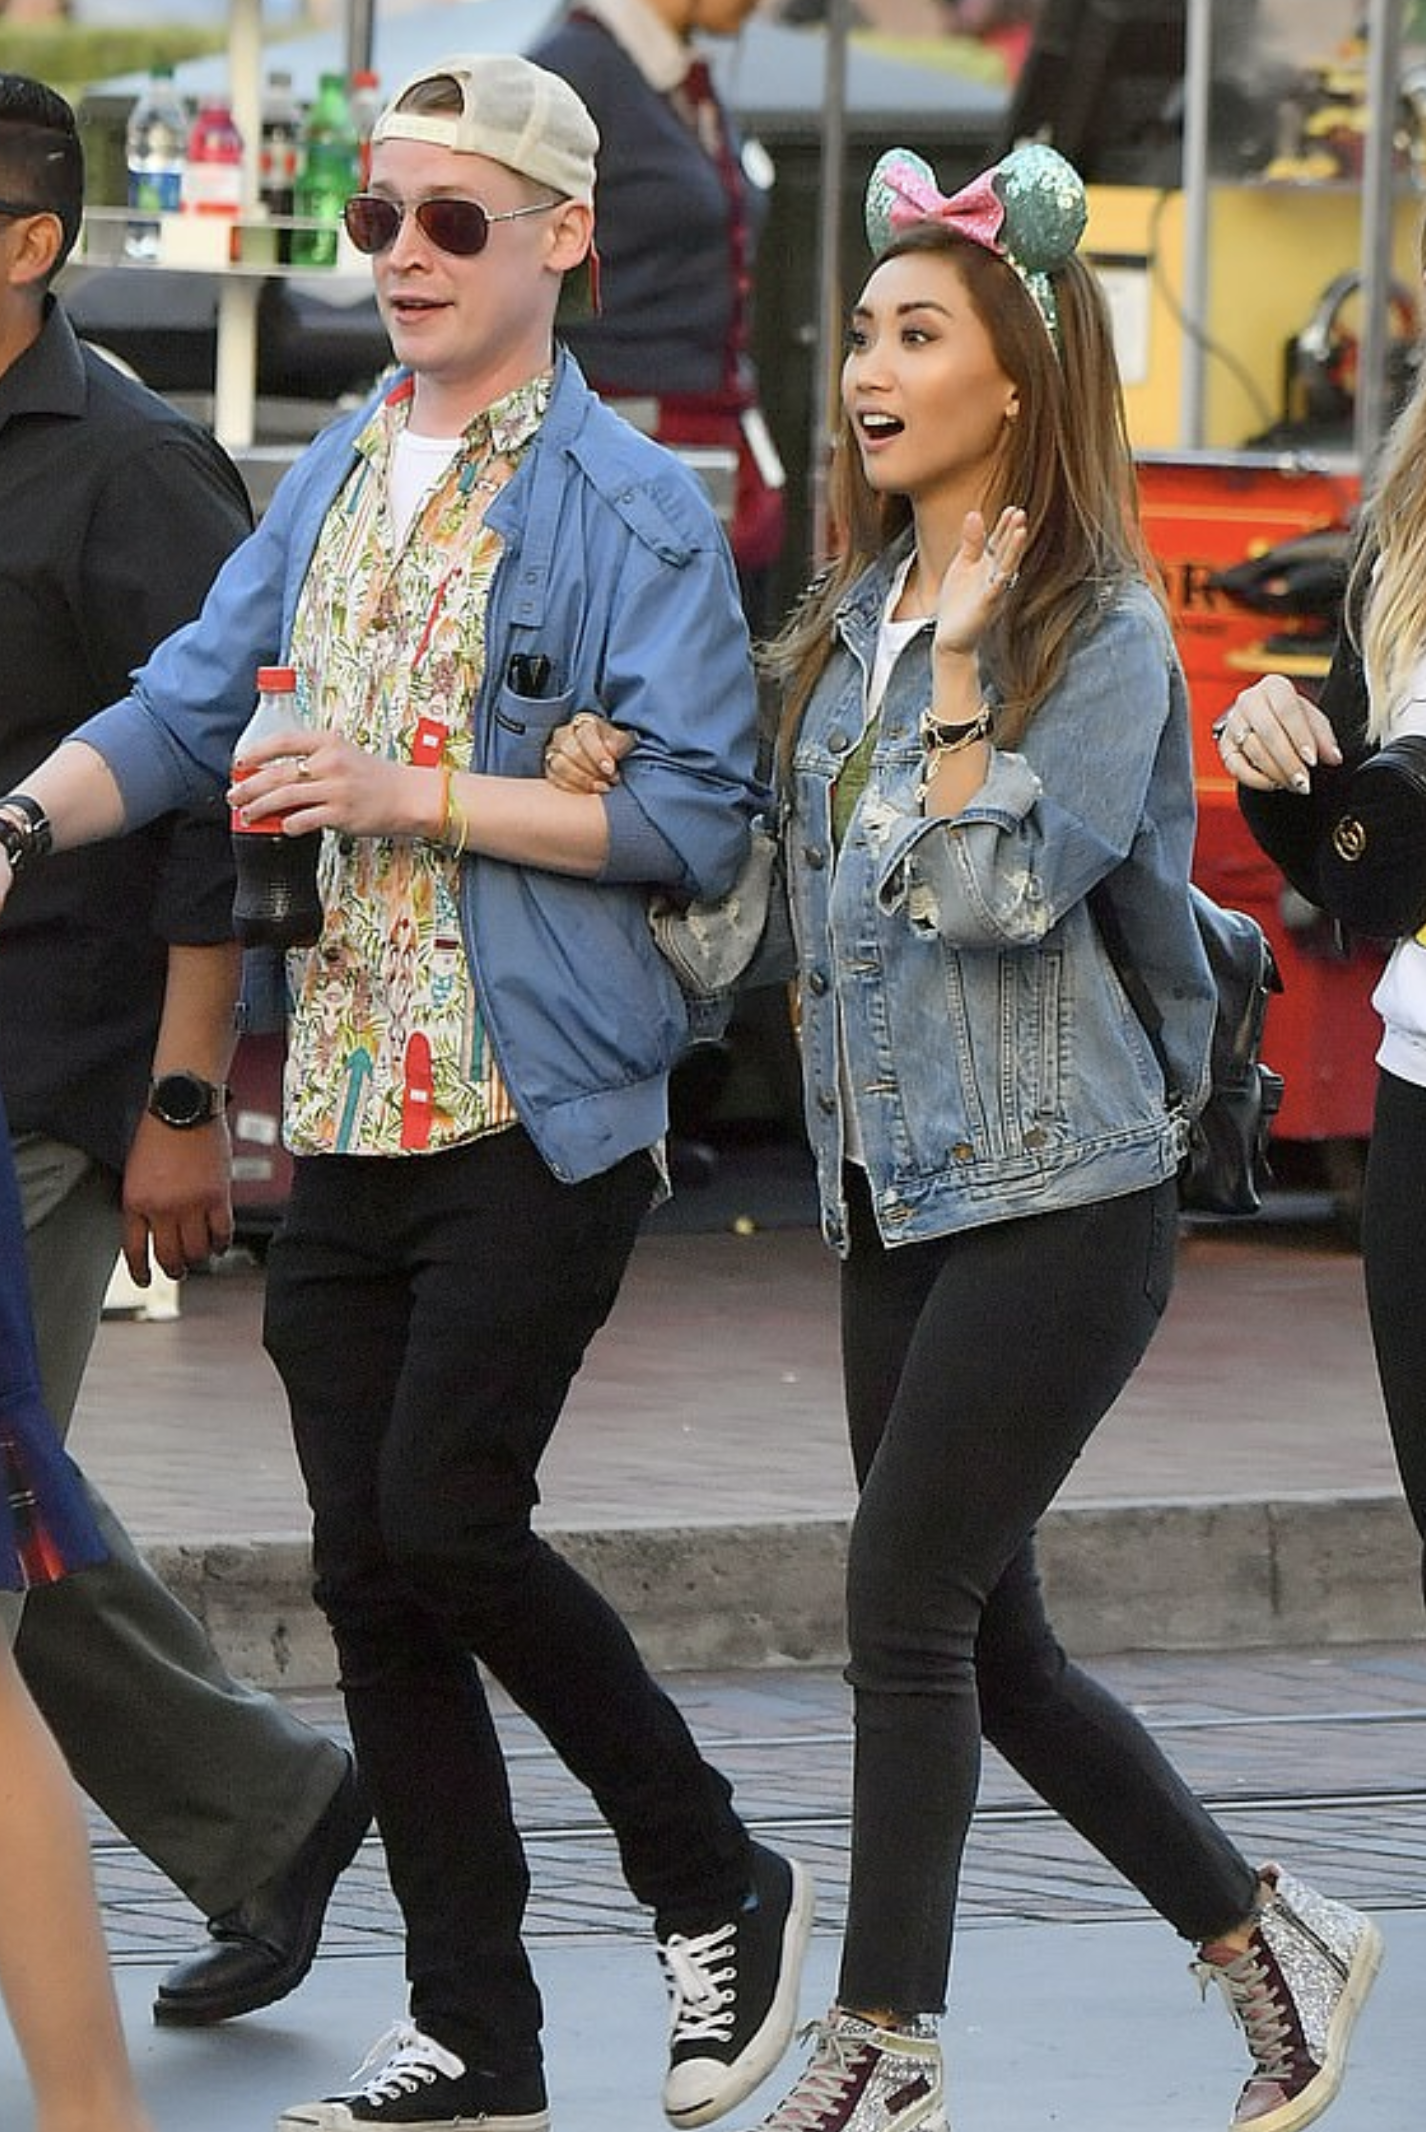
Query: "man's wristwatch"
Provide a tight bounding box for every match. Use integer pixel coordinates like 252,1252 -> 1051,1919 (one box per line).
0,793 -> 53,879
147,1071 -> 230,1130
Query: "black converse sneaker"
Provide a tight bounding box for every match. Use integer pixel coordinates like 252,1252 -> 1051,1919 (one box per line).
275,2019 -> 550,2130
660,1844 -> 814,2128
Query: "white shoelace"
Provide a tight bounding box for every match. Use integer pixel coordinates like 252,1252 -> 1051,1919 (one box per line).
1194,1948 -> 1295,2080
348,2019 -> 466,2101
761,2021 -> 865,2130
661,1920 -> 738,2044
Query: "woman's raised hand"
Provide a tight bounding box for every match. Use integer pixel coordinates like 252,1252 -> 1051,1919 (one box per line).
932,505 -> 1028,658
542,712 -> 632,794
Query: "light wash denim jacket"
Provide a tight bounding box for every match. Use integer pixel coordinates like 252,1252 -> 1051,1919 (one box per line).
789,538 -> 1215,1254
74,352 -> 762,1185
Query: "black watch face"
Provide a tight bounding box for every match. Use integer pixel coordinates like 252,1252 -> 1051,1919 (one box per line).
151,1073 -> 217,1127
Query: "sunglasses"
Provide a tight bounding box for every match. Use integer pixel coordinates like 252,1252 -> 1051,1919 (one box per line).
342,193 -> 559,258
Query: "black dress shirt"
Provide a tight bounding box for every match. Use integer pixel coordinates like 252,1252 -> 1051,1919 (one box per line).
0,298 -> 253,1170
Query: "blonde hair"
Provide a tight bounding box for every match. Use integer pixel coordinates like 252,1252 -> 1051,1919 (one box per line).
1353,234 -> 1426,739
763,224 -> 1159,775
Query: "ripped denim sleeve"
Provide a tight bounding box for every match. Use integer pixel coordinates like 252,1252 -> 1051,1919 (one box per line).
875,751 -> 1049,944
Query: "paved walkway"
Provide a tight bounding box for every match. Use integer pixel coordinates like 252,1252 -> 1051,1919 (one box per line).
36,1642 -> 1426,2129
79,1174 -> 1395,1548
21,1168 -> 1426,2129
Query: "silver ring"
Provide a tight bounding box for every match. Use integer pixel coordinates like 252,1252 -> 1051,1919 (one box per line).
295,756 -> 314,780
1235,724 -> 1252,749
987,567 -> 1002,587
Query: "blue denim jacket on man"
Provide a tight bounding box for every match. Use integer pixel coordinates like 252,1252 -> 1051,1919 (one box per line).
74,351 -> 762,1185
789,538 -> 1215,1254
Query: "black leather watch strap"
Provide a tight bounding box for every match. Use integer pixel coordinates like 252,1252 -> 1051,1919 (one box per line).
0,793 -> 52,878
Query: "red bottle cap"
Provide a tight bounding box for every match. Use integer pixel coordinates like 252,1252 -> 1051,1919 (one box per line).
256,665 -> 297,691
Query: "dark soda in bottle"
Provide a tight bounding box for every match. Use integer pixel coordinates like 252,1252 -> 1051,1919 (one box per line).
230,666 -> 323,948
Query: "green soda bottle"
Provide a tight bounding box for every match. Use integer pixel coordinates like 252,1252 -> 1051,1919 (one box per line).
292,72 -> 359,269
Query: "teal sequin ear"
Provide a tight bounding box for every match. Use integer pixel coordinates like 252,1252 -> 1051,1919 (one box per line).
860,139 -> 1087,343
994,142 -> 1087,276
864,146 -> 938,256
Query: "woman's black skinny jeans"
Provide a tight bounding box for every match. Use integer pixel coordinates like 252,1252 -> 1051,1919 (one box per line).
1362,1066 -> 1426,1599
836,1168 -> 1259,2015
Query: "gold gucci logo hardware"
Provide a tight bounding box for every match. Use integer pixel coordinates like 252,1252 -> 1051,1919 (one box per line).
1331,815 -> 1368,863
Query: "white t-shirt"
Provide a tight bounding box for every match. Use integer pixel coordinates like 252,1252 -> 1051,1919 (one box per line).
389,429 -> 464,548
838,556 -> 929,1165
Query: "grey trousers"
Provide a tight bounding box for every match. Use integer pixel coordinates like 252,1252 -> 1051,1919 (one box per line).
9,1133 -> 346,1918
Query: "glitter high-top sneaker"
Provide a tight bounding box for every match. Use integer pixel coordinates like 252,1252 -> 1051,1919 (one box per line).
738,2009 -> 947,2132
1193,1865 -> 1382,2132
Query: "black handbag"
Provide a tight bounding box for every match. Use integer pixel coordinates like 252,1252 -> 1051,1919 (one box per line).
1091,883 -> 1285,1217
1313,734 -> 1426,940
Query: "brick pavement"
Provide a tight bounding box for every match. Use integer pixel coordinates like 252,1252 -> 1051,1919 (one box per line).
77,1190 -> 1395,1550
90,1642 -> 1426,1962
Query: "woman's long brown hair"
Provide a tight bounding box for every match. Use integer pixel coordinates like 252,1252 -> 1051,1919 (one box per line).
762,224 -> 1158,779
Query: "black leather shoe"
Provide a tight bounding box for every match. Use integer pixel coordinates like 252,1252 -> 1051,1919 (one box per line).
153,1755 -> 371,2025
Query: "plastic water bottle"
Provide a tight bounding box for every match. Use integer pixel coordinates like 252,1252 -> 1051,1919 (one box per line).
184,97 -> 244,219
349,69 -> 382,188
260,69 -> 303,261
292,72 -> 359,269
125,65 -> 188,261
230,667 -> 323,950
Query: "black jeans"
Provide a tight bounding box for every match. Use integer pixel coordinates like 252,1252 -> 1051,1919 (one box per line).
836,1170 -> 1258,2014
264,1131 -> 751,2074
1362,1067 -> 1426,1593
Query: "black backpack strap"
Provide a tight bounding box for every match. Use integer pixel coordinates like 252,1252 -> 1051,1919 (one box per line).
1087,881 -> 1179,1104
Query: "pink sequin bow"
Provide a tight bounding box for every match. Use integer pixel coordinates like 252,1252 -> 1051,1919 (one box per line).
863,142 -> 1087,343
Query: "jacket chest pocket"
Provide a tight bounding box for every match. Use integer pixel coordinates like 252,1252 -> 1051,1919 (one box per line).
490,679 -> 578,776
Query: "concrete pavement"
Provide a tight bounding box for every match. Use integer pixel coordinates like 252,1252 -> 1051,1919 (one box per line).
4,1913 -> 1410,2132
15,1637 -> 1426,2129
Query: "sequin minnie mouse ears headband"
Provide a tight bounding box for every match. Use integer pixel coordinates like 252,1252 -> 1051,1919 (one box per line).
864,141 -> 1088,346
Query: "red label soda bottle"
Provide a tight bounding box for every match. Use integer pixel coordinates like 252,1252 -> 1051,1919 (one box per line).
230,666 -> 323,948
